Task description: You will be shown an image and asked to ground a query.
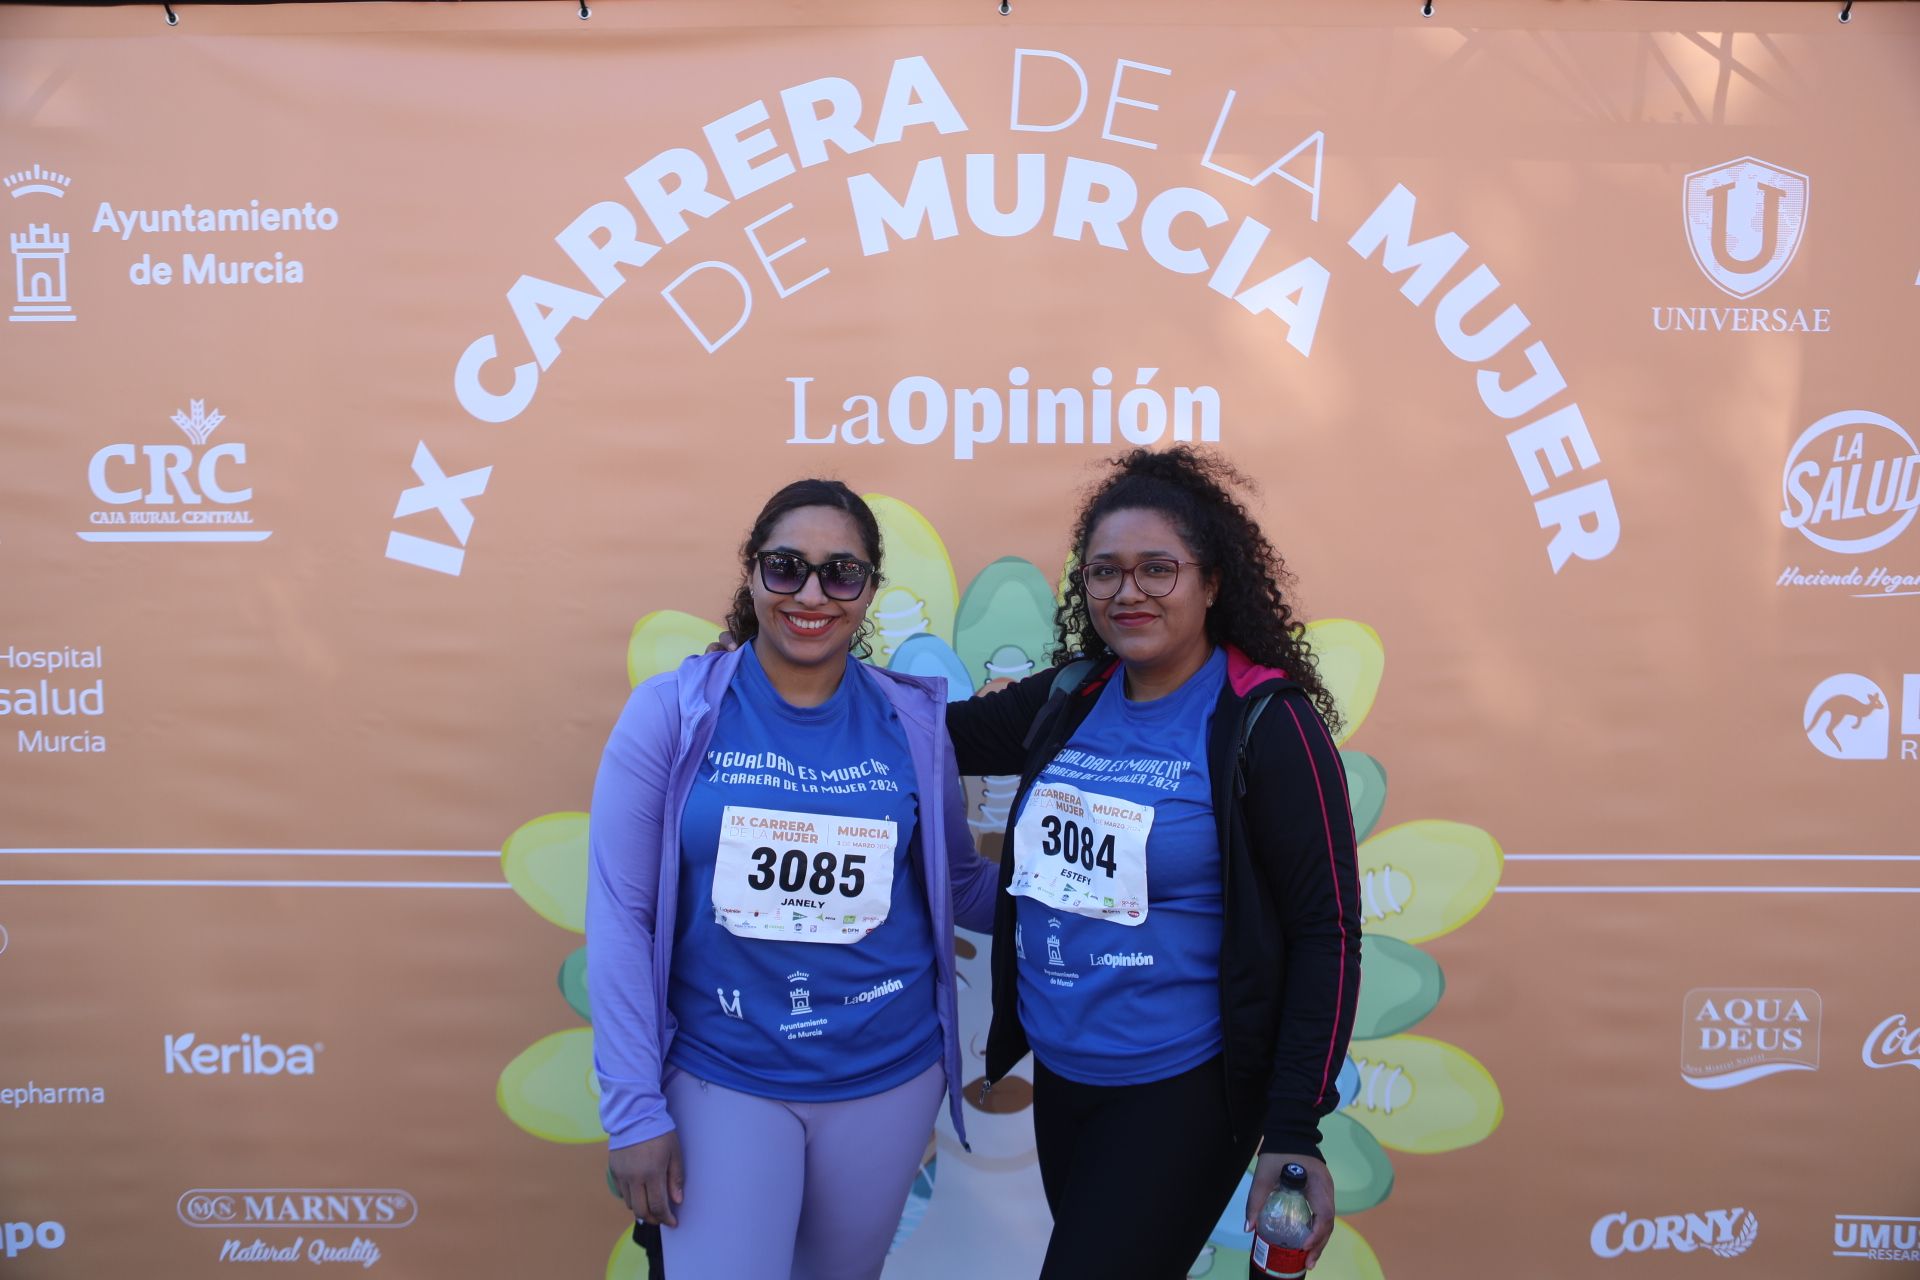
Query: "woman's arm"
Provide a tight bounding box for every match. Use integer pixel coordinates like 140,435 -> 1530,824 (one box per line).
939,746 -> 1000,932
585,679 -> 682,1151
944,665 -> 1063,777
1243,689 -> 1364,1158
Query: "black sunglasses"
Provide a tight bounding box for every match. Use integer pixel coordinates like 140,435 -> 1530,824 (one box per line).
754,551 -> 875,601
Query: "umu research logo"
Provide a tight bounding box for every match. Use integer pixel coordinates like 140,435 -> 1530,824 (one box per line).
80,399 -> 271,543
1680,988 -> 1820,1089
1804,674 -> 1919,762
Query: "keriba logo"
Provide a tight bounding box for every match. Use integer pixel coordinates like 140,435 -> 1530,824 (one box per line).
163,1033 -> 320,1076
1682,156 -> 1809,299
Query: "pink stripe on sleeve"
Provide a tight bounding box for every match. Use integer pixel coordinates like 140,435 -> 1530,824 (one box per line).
1283,698 -> 1352,1109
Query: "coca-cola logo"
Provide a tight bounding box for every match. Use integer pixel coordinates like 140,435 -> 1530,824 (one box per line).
1862,1013 -> 1920,1071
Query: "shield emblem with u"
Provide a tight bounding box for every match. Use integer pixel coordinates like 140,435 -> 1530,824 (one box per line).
1682,156 -> 1810,299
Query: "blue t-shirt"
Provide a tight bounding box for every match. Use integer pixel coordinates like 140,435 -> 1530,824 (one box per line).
667,643 -> 940,1100
1013,647 -> 1227,1085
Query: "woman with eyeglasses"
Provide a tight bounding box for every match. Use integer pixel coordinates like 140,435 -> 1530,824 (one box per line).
585,478 -> 997,1279
946,447 -> 1362,1278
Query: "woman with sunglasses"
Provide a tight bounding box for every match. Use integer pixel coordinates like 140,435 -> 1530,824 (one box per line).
947,447 -> 1361,1278
586,478 -> 997,1279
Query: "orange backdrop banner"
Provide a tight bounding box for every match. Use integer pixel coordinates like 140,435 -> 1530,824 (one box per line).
1,1 -> 1916,1276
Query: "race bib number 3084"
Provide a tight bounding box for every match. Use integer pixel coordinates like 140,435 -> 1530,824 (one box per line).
1009,783 -> 1153,925
712,806 -> 898,944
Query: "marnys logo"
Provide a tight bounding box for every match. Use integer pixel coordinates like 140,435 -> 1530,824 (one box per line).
164,1033 -> 321,1076
178,1190 -> 416,1229
1862,1013 -> 1920,1072
1592,1207 -> 1758,1259
1834,1214 -> 1920,1264
1804,674 -> 1920,762
1684,157 -> 1809,299
79,399 -> 271,544
1681,988 -> 1819,1090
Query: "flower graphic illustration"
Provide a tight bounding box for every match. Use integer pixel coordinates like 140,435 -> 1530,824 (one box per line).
497,497 -> 1501,1278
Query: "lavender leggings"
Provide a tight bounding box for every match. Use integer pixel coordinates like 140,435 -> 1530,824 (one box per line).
661,1061 -> 944,1280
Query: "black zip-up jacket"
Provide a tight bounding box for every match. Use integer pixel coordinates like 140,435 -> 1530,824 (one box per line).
947,648 -> 1362,1159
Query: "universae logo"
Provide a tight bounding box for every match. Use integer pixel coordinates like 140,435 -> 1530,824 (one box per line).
1683,156 -> 1809,299
1804,674 -> 1920,762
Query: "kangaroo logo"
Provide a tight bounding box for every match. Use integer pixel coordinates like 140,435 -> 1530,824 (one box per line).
1683,157 -> 1810,299
1803,674 -> 1889,760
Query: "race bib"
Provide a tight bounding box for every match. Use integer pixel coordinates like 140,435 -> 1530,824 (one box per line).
711,806 -> 898,944
1008,783 -> 1153,925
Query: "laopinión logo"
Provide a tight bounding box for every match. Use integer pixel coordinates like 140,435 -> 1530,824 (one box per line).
1803,673 -> 1919,763
1862,1013 -> 1920,1072
1681,988 -> 1820,1089
164,1033 -> 321,1076
1591,1207 -> 1758,1259
7,162 -> 77,324
1652,156 -> 1823,334
1834,1214 -> 1920,1263
79,399 -> 272,544
178,1190 -> 416,1229
1778,411 -> 1920,599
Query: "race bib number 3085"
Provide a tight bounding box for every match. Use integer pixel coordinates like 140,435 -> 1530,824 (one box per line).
712,806 -> 899,944
1009,783 -> 1153,925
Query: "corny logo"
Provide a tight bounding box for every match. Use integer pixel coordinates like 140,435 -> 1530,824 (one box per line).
1680,988 -> 1820,1089
1683,156 -> 1808,298
1591,1207 -> 1758,1259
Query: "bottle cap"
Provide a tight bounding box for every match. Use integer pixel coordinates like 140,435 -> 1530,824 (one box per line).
1280,1162 -> 1308,1190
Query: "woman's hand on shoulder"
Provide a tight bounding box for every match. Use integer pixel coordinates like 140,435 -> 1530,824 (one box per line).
610,1130 -> 685,1227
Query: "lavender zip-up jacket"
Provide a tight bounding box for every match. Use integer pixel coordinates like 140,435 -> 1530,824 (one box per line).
585,646 -> 999,1150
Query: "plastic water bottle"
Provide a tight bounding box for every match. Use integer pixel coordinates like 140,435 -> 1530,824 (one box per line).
1250,1162 -> 1313,1278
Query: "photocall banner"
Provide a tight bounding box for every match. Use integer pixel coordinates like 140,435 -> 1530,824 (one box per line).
1,1 -> 1915,1275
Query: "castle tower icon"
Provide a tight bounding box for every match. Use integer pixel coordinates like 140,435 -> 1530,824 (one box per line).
11,224 -> 75,323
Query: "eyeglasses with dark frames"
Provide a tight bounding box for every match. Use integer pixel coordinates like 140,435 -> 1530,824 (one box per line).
1075,559 -> 1203,600
754,551 -> 875,601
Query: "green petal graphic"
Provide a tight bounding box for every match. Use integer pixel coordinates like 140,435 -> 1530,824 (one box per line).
498,1027 -> 604,1144
1341,751 -> 1388,841
1305,619 -> 1384,745
502,812 -> 589,934
559,945 -> 590,1022
1357,820 -> 1504,944
1345,1033 -> 1503,1155
954,556 -> 1056,688
1322,1110 -> 1395,1213
1353,934 -> 1444,1039
864,494 -> 959,659
627,609 -> 724,689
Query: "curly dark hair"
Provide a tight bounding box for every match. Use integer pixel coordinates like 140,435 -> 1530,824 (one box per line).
1054,446 -> 1343,733
723,479 -> 885,658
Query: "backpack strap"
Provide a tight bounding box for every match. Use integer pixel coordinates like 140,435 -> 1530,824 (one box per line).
1020,658 -> 1097,751
1235,690 -> 1276,796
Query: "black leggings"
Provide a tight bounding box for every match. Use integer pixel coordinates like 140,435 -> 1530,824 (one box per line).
1033,1055 -> 1261,1280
